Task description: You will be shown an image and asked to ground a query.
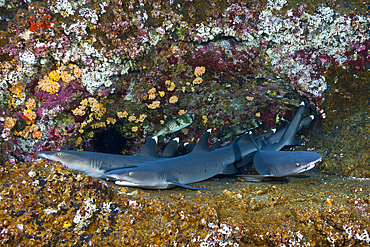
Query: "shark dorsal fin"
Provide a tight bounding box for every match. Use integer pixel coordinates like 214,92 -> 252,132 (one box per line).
137,137 -> 160,158
184,142 -> 195,153
161,138 -> 180,158
211,139 -> 221,149
237,132 -> 252,144
299,115 -> 314,129
248,131 -> 260,151
190,129 -> 212,154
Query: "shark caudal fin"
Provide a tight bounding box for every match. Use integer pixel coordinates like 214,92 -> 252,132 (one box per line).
137,137 -> 161,157
190,129 -> 213,154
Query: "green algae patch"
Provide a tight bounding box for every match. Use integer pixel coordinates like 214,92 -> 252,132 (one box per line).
1,160 -> 370,246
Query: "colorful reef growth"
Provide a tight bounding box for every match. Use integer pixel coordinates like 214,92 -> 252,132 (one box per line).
0,0 -> 370,245
0,0 -> 369,162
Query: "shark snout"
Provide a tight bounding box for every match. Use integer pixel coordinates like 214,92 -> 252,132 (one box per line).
38,152 -> 50,160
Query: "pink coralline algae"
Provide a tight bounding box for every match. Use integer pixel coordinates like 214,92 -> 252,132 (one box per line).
0,0 -> 369,163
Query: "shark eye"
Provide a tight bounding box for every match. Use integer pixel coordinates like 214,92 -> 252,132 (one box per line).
295,163 -> 300,167
128,172 -> 134,176
56,152 -> 63,157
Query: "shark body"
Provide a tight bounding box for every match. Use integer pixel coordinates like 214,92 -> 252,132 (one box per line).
104,103 -> 314,190
104,129 -> 247,189
238,102 -> 322,182
38,137 -> 180,178
39,102 -> 319,189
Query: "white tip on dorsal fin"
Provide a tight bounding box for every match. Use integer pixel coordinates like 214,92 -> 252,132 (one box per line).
184,142 -> 189,146
152,136 -> 158,144
309,115 -> 314,120
300,101 -> 305,106
271,128 -> 276,133
173,137 -> 180,143
190,130 -> 212,154
207,128 -> 212,133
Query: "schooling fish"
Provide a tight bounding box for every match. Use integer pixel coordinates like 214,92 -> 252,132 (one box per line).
153,113 -> 193,138
38,137 -> 180,178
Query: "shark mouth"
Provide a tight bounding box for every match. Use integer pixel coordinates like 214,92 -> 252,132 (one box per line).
302,157 -> 322,172
114,180 -> 140,186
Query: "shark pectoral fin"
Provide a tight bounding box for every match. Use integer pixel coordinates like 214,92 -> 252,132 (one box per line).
237,133 -> 252,144
167,180 -> 205,190
299,115 -> 314,129
233,153 -> 255,169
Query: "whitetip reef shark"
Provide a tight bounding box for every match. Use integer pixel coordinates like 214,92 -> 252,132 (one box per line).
104,128 -> 244,190
236,131 -> 322,182
39,102 -> 319,189
237,102 -> 322,182
105,102 -> 319,189
38,137 -> 180,178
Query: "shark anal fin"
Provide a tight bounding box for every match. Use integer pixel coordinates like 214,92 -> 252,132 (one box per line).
168,180 -> 205,190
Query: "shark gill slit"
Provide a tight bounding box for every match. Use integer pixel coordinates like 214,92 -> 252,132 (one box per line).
90,159 -> 103,169
160,172 -> 168,183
